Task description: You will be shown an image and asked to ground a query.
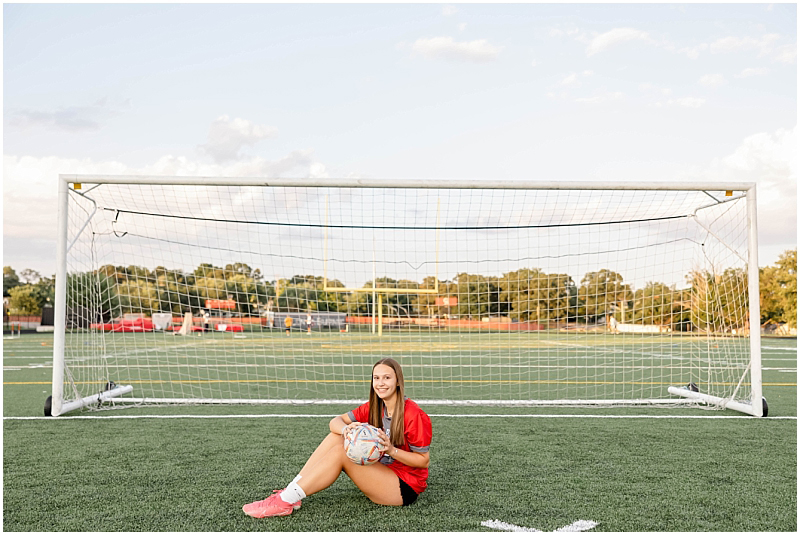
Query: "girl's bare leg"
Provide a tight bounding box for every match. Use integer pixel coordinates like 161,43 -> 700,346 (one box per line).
297,433 -> 342,476
294,433 -> 403,506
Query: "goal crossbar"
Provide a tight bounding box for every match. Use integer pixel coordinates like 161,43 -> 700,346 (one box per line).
61,174 -> 755,191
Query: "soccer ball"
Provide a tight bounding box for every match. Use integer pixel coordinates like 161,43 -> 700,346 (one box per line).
344,423 -> 383,465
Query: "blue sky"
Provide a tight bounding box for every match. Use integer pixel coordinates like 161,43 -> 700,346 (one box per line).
3,3 -> 797,278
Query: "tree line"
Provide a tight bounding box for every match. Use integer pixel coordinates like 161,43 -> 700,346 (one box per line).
4,249 -> 796,329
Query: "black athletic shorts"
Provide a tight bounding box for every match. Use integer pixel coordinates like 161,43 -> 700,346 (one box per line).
398,477 -> 418,506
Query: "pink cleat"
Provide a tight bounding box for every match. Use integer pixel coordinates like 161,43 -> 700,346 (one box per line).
242,490 -> 301,518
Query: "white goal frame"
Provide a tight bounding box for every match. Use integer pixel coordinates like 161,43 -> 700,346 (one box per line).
50,175 -> 764,417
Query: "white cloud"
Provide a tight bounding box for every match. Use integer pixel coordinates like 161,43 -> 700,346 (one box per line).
678,43 -> 708,60
441,5 -> 458,17
735,67 -> 770,78
654,97 -> 706,108
575,92 -> 624,104
198,115 -> 278,163
7,98 -> 127,132
560,73 -> 579,87
640,83 -> 672,96
458,23 -> 467,32
683,127 -> 797,248
709,34 -> 780,55
704,33 -> 793,63
549,26 -> 586,42
772,44 -> 797,64
410,36 -> 503,62
3,148 -> 328,258
672,97 -> 706,108
678,33 -> 793,63
698,73 -> 726,87
586,28 -> 650,57
559,70 -> 593,87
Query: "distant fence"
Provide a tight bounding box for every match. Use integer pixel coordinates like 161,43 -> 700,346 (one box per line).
3,315 -> 42,331
346,316 -> 548,331
265,312 -> 347,329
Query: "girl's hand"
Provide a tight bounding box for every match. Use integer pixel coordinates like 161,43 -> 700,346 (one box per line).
377,429 -> 392,453
342,421 -> 360,436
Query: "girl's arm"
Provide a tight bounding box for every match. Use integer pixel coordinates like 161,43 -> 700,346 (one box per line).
329,413 -> 359,435
388,447 -> 430,469
377,430 -> 430,468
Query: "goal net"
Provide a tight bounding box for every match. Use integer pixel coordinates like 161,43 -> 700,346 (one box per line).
50,177 -> 763,416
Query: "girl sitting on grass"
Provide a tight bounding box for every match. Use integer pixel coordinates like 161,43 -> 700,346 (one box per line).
243,358 -> 432,517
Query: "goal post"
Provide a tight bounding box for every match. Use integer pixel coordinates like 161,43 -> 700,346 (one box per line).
50,175 -> 765,416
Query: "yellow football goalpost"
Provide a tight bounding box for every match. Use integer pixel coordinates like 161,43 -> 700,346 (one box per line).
322,195 -> 440,336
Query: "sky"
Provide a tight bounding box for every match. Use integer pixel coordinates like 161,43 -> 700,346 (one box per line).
3,3 -> 797,283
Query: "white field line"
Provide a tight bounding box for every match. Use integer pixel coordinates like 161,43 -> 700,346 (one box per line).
4,414 -> 797,421
482,519 -> 542,532
481,519 -> 599,532
2,362 -> 759,371
5,355 -> 797,364
10,350 -> 765,369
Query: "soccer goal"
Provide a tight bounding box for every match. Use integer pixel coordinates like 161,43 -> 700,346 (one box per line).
48,175 -> 765,416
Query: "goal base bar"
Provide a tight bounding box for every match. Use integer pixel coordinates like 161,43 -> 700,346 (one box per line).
105,397 -> 698,407
668,386 -> 764,417
54,385 -> 134,416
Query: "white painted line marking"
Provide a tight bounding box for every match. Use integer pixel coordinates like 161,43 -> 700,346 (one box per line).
481,519 -> 598,532
481,519 -> 542,532
3,414 -> 797,421
555,520 -> 599,532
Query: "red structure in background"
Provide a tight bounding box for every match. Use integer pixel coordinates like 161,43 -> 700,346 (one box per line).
206,299 -> 236,310
91,316 -> 154,332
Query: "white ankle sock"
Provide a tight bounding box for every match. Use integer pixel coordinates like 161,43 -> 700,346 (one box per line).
280,478 -> 306,503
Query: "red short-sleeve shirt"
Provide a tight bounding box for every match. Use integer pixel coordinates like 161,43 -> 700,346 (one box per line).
347,398 -> 432,494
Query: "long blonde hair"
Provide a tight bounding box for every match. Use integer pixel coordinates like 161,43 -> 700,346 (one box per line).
368,358 -> 405,447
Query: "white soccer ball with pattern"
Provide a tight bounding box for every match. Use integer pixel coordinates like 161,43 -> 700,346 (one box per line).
344,423 -> 383,465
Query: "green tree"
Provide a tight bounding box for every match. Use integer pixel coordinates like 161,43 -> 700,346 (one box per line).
500,268 -> 576,322
67,271 -> 120,322
31,275 -> 55,309
274,275 -> 348,313
688,268 -> 749,333
760,249 -> 797,328
451,273 -> 505,319
224,273 -> 272,315
194,276 -> 228,303
19,269 -> 41,284
577,269 -> 632,322
194,263 -> 225,279
414,276 -> 445,317
4,273 -> 56,315
8,285 -> 41,315
153,267 -> 201,314
117,278 -> 159,315
4,266 -> 21,297
344,289 -> 372,316
367,277 -> 418,317
317,278 -> 349,313
629,282 -> 680,326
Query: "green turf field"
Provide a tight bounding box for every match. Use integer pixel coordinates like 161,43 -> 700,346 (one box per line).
3,333 -> 797,531
3,329 -> 778,406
